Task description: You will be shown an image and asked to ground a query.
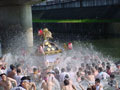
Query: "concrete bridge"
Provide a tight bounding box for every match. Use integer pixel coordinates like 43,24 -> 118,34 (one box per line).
0,0 -> 43,53
32,0 -> 120,39
33,0 -> 120,10
32,0 -> 120,20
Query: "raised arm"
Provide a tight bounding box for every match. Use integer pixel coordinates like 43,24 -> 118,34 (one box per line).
30,82 -> 36,90
41,81 -> 45,89
115,81 -> 119,89
8,77 -> 17,87
79,84 -> 84,90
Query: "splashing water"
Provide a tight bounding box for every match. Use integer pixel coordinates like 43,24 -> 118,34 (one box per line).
56,41 -> 118,90
2,29 -> 119,90
3,39 -> 118,90
57,41 -> 115,69
1,23 -> 119,90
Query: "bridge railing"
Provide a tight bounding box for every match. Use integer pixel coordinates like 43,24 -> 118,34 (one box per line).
33,0 -> 120,10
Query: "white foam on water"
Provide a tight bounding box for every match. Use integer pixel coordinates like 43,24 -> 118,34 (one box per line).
3,38 -> 118,90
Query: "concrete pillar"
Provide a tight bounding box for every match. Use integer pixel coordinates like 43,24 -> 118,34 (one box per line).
0,5 -> 33,53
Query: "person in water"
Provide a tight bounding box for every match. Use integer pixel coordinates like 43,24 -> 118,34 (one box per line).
85,71 -> 95,84
61,73 -> 76,90
0,73 -> 17,90
96,67 -> 109,80
87,85 -> 96,90
7,64 -> 16,79
12,76 -> 36,90
14,68 -> 23,86
108,74 -> 118,89
106,65 -> 111,75
95,78 -> 103,90
12,76 -> 30,90
41,75 -> 54,90
62,79 -> 76,90
30,67 -> 41,84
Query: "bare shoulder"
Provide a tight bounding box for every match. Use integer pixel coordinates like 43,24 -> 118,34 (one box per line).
100,85 -> 103,88
62,86 -> 66,90
0,81 -> 3,85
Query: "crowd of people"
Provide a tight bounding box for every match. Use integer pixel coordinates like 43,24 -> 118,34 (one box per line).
0,54 -> 120,90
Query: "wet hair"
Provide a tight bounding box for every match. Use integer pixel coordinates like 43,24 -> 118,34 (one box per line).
64,74 -> 69,79
17,68 -> 21,73
21,76 -> 30,83
95,78 -> 100,83
26,76 -> 31,82
107,62 -> 110,66
85,69 -> 88,75
88,66 -> 92,71
95,65 -> 98,70
33,68 -> 38,72
98,67 -> 103,72
88,71 -> 92,75
47,71 -> 55,75
0,73 -> 6,77
106,66 -> 110,70
102,62 -> 105,66
92,63 -> 95,67
86,64 -> 91,70
21,76 -> 28,81
78,67 -> 83,71
76,72 -> 80,77
81,76 -> 85,81
54,69 -> 59,74
87,88 -> 91,90
81,63 -> 84,67
110,74 -> 115,79
86,64 -> 89,67
87,88 -> 92,90
61,68 -> 65,72
91,85 -> 96,90
10,64 -> 16,70
64,79 -> 69,86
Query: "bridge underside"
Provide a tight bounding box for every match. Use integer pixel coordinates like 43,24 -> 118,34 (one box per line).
32,5 -> 120,37
32,5 -> 120,20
